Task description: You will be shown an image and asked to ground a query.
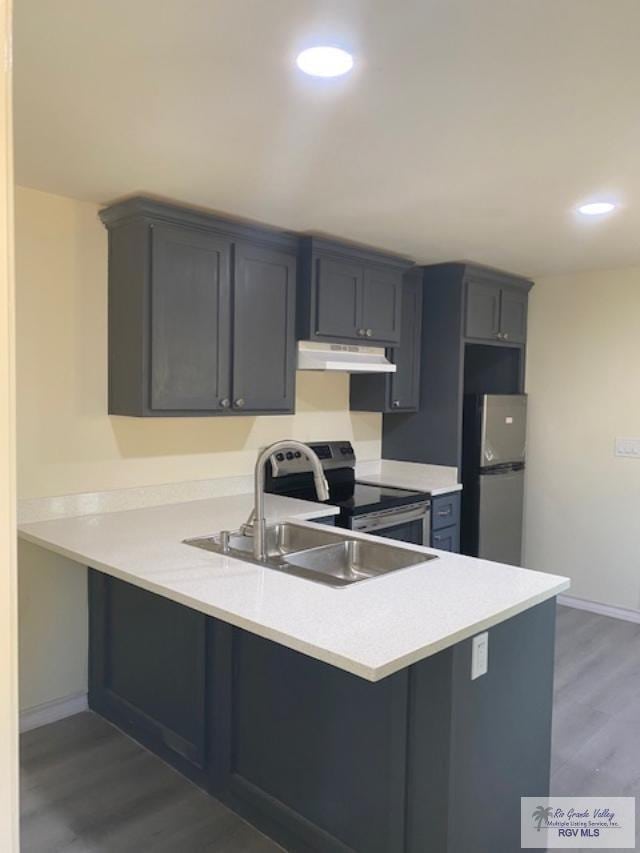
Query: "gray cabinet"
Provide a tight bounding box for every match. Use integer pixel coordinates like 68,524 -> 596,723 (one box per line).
499,287 -> 528,344
382,263 -> 532,471
464,278 -> 501,341
431,526 -> 460,553
350,268 -> 423,412
465,277 -> 528,344
314,256 -> 362,340
361,266 -> 403,344
232,243 -> 296,413
431,492 -> 461,553
150,224 -> 232,412
90,569 -> 556,853
88,571 -> 209,786
298,237 -> 410,346
100,197 -> 297,417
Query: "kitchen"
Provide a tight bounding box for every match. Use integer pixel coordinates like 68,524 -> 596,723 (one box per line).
2,2 -> 640,852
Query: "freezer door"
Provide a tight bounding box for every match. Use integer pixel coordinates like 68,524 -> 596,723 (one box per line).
480,394 -> 527,467
478,467 -> 524,566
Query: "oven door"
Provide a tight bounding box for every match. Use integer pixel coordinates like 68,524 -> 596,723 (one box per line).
349,501 -> 431,546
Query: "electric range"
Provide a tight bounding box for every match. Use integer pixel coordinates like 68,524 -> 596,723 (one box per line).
264,440 -> 431,545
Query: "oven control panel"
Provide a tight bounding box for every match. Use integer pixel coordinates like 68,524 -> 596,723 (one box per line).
270,441 -> 355,478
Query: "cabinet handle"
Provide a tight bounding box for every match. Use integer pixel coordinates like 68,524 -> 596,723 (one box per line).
366,329 -> 373,337
357,328 -> 365,337
496,332 -> 503,340
234,398 -> 245,408
437,508 -> 452,517
503,332 -> 509,341
392,400 -> 400,408
220,398 -> 230,409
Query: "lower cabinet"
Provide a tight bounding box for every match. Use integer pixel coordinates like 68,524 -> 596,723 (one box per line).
431,525 -> 460,553
88,571 -> 209,785
431,492 -> 461,553
88,570 -> 555,853
89,570 -> 406,853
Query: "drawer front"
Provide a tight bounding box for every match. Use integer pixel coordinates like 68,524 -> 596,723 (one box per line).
430,525 -> 460,553
431,492 -> 461,531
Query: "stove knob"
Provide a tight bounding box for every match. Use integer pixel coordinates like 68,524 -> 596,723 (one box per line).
285,451 -> 294,460
275,453 -> 285,462
294,451 -> 302,458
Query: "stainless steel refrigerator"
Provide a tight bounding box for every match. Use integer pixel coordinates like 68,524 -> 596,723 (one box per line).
461,394 -> 527,565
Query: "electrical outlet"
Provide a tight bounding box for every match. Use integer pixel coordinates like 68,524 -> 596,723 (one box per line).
471,632 -> 489,680
615,438 -> 640,459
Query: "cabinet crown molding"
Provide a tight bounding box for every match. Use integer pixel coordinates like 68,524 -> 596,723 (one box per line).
423,261 -> 534,291
300,234 -> 413,272
99,195 -> 299,252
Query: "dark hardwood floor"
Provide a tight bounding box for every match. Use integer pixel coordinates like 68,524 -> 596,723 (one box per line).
20,605 -> 640,852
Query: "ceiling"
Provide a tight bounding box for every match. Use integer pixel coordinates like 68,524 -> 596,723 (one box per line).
13,0 -> 640,276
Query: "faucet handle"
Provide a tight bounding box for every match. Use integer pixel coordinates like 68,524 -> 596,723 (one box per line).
219,530 -> 231,553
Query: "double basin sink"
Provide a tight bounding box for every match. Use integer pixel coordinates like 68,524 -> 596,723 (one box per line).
185,522 -> 438,587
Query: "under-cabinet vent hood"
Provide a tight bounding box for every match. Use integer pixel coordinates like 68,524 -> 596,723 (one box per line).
297,341 -> 396,373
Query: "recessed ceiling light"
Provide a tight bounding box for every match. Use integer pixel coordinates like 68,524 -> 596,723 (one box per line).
296,46 -> 354,78
577,201 -> 617,216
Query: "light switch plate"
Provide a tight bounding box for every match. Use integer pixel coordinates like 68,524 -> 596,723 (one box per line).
615,438 -> 640,459
471,632 -> 489,680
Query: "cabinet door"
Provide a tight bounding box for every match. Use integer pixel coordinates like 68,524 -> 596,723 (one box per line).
389,273 -> 422,410
150,224 -> 232,411
88,571 -> 208,778
232,243 -> 296,413
431,492 -> 461,531
465,279 -> 501,341
499,287 -> 527,344
430,525 -> 460,553
314,257 -> 362,341
361,267 -> 402,345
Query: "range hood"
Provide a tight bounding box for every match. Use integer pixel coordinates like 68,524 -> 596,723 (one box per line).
297,341 -> 396,373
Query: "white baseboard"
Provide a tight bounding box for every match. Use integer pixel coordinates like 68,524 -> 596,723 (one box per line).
20,691 -> 88,733
558,594 -> 640,625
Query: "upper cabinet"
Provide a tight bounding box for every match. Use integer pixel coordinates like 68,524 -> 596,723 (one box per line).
464,274 -> 530,344
297,237 -> 411,346
100,197 -> 297,417
149,224 -> 232,412
381,263 -> 533,469
350,267 -> 423,413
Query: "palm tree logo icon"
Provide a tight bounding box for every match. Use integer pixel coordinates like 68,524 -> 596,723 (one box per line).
532,805 -> 553,831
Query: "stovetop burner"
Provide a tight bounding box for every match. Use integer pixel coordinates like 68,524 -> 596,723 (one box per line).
328,481 -> 430,516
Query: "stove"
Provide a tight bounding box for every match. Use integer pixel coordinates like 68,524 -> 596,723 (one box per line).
265,441 -> 431,545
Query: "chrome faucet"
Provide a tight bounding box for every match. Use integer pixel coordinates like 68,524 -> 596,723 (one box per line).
249,440 -> 330,562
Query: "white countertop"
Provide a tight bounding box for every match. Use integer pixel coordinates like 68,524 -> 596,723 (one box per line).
356,460 -> 462,495
18,491 -> 568,682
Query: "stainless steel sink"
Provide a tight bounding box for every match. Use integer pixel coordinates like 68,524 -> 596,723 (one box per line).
184,522 -> 437,587
283,538 -> 434,586
185,522 -> 345,559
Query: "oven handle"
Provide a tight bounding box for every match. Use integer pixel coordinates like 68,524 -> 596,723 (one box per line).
350,501 -> 431,534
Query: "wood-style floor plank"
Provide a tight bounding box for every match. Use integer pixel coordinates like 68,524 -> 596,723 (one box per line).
20,713 -> 281,852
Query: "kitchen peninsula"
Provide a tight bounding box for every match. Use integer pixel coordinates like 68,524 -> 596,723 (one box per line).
19,487 -> 568,853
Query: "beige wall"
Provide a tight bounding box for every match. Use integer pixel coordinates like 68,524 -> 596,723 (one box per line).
0,0 -> 19,846
524,266 -> 640,611
15,185 -> 382,710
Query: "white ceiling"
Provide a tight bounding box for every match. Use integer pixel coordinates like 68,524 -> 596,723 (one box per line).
14,0 -> 640,276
